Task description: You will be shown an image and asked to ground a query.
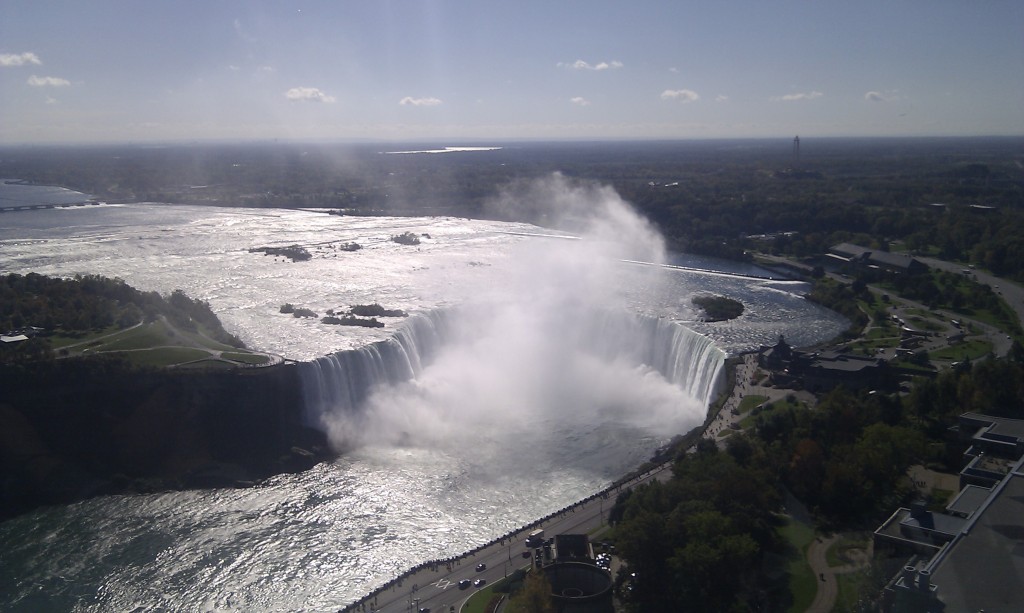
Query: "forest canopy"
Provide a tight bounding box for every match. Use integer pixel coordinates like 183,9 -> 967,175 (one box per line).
0,273 -> 244,364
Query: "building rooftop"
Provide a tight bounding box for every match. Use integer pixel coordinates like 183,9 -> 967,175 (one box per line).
945,485 -> 992,518
961,412 -> 1024,441
899,507 -> 967,539
930,471 -> 1024,612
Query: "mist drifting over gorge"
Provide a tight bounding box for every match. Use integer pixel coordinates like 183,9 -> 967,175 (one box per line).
309,173 -> 715,463
0,171 -> 852,611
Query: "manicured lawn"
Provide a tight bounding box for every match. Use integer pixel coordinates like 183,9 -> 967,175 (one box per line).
112,347 -> 210,367
221,351 -> 270,365
778,516 -> 818,613
738,394 -> 768,412
98,323 -> 174,351
836,570 -> 872,610
929,339 -> 993,361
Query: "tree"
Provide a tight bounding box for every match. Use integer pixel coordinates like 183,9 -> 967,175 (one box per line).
506,570 -> 555,613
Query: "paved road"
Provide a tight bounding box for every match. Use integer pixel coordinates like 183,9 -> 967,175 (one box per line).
918,256 -> 1024,331
343,466 -> 672,613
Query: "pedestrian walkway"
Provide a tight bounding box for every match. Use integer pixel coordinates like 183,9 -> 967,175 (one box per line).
805,534 -> 872,613
702,353 -> 816,447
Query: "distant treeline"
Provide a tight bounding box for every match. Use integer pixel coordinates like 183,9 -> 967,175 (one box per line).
2,138 -> 1022,277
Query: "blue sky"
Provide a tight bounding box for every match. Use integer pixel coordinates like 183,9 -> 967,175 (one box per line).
2,0 -> 1022,144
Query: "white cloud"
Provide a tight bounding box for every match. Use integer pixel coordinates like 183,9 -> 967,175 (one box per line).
0,52 -> 41,67
227,64 -> 240,71
773,90 -> 823,101
45,96 -> 57,105
865,90 -> 901,103
660,89 -> 699,102
715,94 -> 729,102
558,59 -> 623,71
258,65 -> 274,73
284,87 -> 336,103
399,96 -> 442,106
27,75 -> 70,87
668,67 -> 679,73
570,97 -> 591,106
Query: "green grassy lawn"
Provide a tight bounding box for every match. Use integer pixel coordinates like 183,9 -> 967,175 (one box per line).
929,339 -> 994,361
866,325 -> 899,339
779,516 -> 818,613
836,570 -> 872,611
111,347 -> 211,367
738,394 -> 769,412
46,319 -> 267,369
98,322 -> 175,351
48,329 -> 112,349
221,351 -> 271,365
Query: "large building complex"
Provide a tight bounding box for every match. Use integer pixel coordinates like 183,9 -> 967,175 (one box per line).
873,413 -> 1024,612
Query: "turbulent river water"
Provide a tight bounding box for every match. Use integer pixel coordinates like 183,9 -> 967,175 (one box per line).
0,195 -> 846,611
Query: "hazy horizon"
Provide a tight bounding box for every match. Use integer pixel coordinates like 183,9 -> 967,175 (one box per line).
3,1 -> 1022,145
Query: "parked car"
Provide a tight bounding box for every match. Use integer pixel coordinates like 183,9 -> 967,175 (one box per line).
458,579 -> 471,589
475,563 -> 486,572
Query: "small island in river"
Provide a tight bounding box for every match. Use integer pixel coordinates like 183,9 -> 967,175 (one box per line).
691,294 -> 745,322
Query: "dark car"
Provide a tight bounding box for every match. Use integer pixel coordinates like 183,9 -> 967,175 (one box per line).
475,563 -> 486,572
521,550 -> 531,558
474,578 -> 486,587
458,579 -> 471,589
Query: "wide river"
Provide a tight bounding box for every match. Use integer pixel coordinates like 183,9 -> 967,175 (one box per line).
0,199 -> 846,611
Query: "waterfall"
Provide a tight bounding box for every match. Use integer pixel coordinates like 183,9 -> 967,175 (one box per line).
298,310 -> 453,424
298,308 -> 725,433
579,311 -> 727,408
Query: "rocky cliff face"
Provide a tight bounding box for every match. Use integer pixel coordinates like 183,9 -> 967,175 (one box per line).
0,358 -> 330,520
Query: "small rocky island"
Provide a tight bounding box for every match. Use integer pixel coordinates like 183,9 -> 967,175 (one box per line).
692,294 -> 745,322
279,303 -> 408,328
250,245 -> 312,262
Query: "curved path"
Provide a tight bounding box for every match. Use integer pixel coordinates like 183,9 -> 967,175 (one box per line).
805,535 -> 872,613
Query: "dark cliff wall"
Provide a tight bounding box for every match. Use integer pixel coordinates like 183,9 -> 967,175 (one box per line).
0,358 -> 330,519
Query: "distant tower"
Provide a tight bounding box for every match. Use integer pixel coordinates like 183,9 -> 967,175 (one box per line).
792,136 -> 801,166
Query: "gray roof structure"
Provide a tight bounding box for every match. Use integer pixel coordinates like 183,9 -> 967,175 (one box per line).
876,414 -> 1024,612
829,243 -> 925,272
945,485 -> 992,518
929,470 -> 1024,612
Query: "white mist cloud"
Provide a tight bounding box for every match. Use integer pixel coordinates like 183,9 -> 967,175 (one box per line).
27,75 -> 70,87
661,89 -> 699,102
399,96 -> 443,106
558,59 -> 623,71
773,90 -> 823,101
865,90 -> 901,103
285,87 -> 336,102
324,174 -> 705,462
570,96 -> 591,106
0,52 -> 41,67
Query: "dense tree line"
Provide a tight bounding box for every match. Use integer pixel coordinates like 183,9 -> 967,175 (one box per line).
3,138 -> 1021,276
611,442 -> 782,611
0,273 -> 243,364
612,353 -> 1024,607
